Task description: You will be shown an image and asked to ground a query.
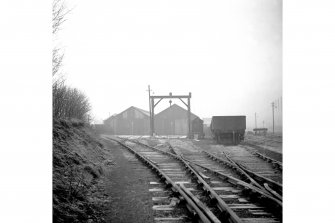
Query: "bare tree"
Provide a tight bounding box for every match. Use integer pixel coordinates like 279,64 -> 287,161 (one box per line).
52,48 -> 64,77
52,0 -> 70,78
52,0 -> 91,122
53,83 -> 91,121
52,0 -> 70,35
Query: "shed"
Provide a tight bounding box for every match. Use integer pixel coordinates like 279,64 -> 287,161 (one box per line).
104,106 -> 150,135
253,128 -> 268,135
154,104 -> 203,137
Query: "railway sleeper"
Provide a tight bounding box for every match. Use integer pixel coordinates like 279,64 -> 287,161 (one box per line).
115,138 -> 219,223
189,159 -> 282,214
128,138 -> 282,223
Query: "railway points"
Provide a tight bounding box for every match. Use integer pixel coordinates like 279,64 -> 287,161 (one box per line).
108,136 -> 282,223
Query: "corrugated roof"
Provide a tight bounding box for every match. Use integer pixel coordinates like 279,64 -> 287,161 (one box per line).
104,106 -> 150,122
104,114 -> 117,123
117,106 -> 150,118
155,104 -> 200,121
132,106 -> 150,117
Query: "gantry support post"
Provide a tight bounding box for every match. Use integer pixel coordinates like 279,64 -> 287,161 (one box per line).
149,92 -> 192,139
151,97 -> 155,136
187,92 -> 192,139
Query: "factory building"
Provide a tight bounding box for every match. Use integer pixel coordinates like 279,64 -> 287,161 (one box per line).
154,104 -> 204,137
104,106 -> 150,135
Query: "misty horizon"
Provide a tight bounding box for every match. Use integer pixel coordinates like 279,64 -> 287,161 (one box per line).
56,0 -> 282,131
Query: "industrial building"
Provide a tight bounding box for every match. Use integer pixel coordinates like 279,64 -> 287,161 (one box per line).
102,104 -> 204,137
103,106 -> 150,135
154,104 -> 204,137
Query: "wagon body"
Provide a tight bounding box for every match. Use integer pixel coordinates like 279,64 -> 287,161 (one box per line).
210,116 -> 246,144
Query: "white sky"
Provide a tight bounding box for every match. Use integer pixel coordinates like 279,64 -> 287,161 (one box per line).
3,1 -> 335,222
57,0 -> 282,129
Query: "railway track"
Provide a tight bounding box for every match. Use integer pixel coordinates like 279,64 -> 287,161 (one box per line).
164,140 -> 282,198
107,137 -> 233,223
239,146 -> 282,170
218,146 -> 282,185
217,150 -> 282,200
245,135 -> 282,145
163,140 -> 282,217
129,137 -> 282,222
240,143 -> 282,163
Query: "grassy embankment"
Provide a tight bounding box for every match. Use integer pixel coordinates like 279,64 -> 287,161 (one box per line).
53,119 -> 113,223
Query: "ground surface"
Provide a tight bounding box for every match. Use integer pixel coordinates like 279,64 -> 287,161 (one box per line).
101,138 -> 155,223
244,134 -> 282,154
54,128 -> 282,222
53,123 -> 158,223
53,119 -> 111,223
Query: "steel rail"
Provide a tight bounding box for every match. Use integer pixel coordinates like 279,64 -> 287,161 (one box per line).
224,155 -> 282,196
173,149 -> 282,207
202,150 -> 271,194
183,141 -> 283,201
131,139 -> 243,223
137,139 -> 282,205
221,151 -> 282,201
184,157 -> 283,219
175,143 -> 280,201
164,143 -> 282,221
242,144 -> 282,169
251,151 -> 282,170
264,183 -> 282,201
107,137 -> 214,223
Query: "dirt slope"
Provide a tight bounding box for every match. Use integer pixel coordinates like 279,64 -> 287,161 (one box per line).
53,119 -> 113,223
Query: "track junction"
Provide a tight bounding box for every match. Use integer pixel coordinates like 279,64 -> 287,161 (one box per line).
103,136 -> 282,223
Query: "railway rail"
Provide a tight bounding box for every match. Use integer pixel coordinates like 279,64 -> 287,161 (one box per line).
160,140 -> 282,212
240,146 -> 282,171
106,137 -> 234,222
240,143 -> 282,163
218,146 -> 282,185
171,140 -> 282,197
219,151 -> 282,200
128,137 -> 282,222
199,150 -> 282,201
179,140 -> 283,199
245,135 -> 282,145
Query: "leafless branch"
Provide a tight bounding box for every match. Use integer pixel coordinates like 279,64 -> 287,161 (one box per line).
53,82 -> 91,121
52,1 -> 90,122
53,0 -> 71,35
52,48 -> 64,77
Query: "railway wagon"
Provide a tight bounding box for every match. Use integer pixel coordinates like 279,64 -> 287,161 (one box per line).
210,116 -> 246,145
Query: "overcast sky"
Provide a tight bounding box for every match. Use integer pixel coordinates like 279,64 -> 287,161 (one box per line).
57,0 -> 282,130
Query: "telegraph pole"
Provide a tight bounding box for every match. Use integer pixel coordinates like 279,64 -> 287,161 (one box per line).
271,102 -> 275,134
147,85 -> 152,135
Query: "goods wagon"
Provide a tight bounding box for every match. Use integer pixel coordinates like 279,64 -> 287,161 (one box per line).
210,116 -> 246,145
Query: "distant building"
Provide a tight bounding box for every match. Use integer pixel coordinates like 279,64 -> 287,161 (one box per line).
253,128 -> 268,135
103,114 -> 117,134
104,106 -> 150,135
93,124 -> 114,135
154,104 -> 204,137
202,117 -> 212,138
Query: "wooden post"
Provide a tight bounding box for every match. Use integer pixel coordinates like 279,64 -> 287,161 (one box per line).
272,102 -> 275,134
187,92 -> 192,139
147,85 -> 152,135
151,97 -> 155,136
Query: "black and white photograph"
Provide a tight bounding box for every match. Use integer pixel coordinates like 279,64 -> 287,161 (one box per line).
52,0 -> 283,222
1,0 -> 335,222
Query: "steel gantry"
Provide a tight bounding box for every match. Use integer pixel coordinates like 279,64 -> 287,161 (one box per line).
150,92 -> 192,139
